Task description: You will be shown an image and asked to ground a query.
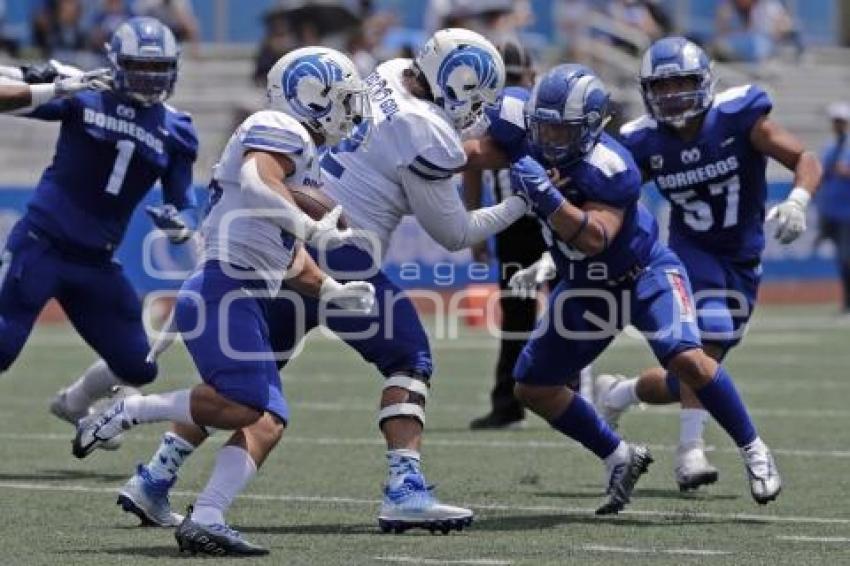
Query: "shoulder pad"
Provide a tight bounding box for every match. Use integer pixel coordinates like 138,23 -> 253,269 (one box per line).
619,114 -> 658,138
576,135 -> 642,208
166,108 -> 199,159
397,113 -> 466,180
485,86 -> 530,149
714,84 -> 772,118
239,110 -> 308,156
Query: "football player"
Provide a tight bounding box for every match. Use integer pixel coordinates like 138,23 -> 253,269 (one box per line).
0,18 -> 200,433
500,64 -> 782,511
595,37 -> 821,492
74,47 -> 375,557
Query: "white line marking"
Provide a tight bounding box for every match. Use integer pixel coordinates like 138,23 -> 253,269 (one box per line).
1,431 -> 849,460
0,480 -> 848,526
581,544 -> 731,556
375,556 -> 511,565
777,535 -> 850,543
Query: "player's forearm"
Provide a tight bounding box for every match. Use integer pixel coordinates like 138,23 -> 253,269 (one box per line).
792,151 -> 822,195
548,203 -> 614,257
284,246 -> 326,298
461,169 -> 484,211
0,84 -> 41,112
239,158 -> 319,239
457,196 -> 528,249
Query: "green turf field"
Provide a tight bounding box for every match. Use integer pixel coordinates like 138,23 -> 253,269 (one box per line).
1,305 -> 849,565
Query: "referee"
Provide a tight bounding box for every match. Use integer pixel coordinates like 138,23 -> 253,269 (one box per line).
464,38 -> 544,430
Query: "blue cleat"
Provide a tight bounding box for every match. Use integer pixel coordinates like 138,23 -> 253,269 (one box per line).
117,464 -> 183,527
378,473 -> 473,535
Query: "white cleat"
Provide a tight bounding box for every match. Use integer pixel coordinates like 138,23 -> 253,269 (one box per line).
675,441 -> 719,492
594,374 -> 629,430
72,399 -> 137,459
741,440 -> 782,504
117,464 -> 183,527
51,386 -> 138,451
378,474 -> 473,534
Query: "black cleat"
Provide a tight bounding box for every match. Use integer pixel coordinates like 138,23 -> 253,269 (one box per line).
174,510 -> 268,557
596,444 -> 653,515
469,411 -> 526,430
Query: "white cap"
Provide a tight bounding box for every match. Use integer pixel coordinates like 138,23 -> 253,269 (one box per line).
828,101 -> 850,121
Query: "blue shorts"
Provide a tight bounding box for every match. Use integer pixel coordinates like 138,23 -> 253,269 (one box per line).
671,237 -> 761,355
0,216 -> 155,384
514,245 -> 702,386
174,261 -> 289,423
268,245 -> 433,378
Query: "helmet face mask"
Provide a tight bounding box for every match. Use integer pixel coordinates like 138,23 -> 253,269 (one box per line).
266,47 -> 371,147
640,37 -> 714,128
107,17 -> 180,106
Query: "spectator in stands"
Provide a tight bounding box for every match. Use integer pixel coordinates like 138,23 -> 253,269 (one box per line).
88,0 -> 131,55
32,0 -> 87,61
0,0 -> 19,56
252,8 -> 295,86
552,0 -> 591,63
713,0 -> 800,62
132,0 -> 198,45
815,102 -> 850,313
607,0 -> 668,42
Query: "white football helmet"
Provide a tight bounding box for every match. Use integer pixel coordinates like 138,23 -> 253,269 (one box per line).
414,28 -> 505,131
267,47 -> 371,145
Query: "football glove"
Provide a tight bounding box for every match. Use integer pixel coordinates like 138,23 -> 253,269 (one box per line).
21,59 -> 83,84
766,187 -> 810,244
145,204 -> 194,244
508,251 -> 556,299
54,68 -> 112,97
510,155 -> 565,219
319,279 -> 376,314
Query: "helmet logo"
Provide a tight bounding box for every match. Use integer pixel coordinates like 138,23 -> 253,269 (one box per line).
436,46 -> 499,102
283,54 -> 344,119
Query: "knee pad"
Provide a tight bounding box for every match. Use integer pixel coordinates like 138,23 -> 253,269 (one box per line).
377,371 -> 429,428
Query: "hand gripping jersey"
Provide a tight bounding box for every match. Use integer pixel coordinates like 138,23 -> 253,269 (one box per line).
320,58 -> 467,257
204,110 -> 321,292
24,89 -> 198,251
485,89 -> 655,284
620,84 -> 773,261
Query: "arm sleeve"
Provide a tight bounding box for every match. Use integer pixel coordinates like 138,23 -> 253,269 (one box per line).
240,123 -> 306,155
20,95 -> 74,121
161,154 -> 199,230
239,157 -> 318,239
400,166 -> 527,252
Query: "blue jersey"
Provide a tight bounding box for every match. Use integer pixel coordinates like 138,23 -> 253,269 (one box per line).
486,92 -> 656,283
620,85 -> 772,261
24,90 -> 198,251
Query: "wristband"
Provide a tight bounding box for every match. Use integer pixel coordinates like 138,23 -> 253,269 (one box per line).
319,276 -> 344,299
29,83 -> 57,107
787,187 -> 811,209
534,179 -> 565,218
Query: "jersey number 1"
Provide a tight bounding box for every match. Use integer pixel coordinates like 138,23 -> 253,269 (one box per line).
105,140 -> 136,196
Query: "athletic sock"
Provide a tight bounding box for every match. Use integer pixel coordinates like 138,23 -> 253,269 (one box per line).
191,445 -> 257,526
123,389 -> 194,425
605,377 -> 639,410
679,408 -> 709,448
603,441 -> 630,468
386,448 -> 421,490
63,360 -> 122,414
146,432 -> 196,483
549,395 -> 621,460
694,366 -> 757,447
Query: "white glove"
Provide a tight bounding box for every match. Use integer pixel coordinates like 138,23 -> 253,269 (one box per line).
305,205 -> 354,249
508,251 -> 556,299
48,59 -> 84,79
766,187 -> 810,244
54,68 -> 112,97
319,278 -> 376,314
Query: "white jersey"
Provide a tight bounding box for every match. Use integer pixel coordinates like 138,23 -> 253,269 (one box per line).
203,109 -> 321,292
321,58 -> 467,258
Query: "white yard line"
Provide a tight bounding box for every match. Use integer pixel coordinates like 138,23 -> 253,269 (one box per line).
375,557 -> 511,565
581,544 -> 731,556
0,480 -> 848,527
0,431 -> 849,460
777,535 -> 850,543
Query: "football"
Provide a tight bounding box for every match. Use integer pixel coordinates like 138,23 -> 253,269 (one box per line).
290,186 -> 349,229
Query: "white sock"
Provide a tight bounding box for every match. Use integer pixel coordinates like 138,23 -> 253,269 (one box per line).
604,441 -> 629,468
606,378 -> 639,410
387,448 -> 421,489
63,360 -> 122,414
191,445 -> 257,526
742,436 -> 766,454
679,408 -> 709,448
123,389 -> 194,425
146,432 -> 195,483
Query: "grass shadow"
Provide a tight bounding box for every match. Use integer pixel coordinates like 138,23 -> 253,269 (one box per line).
0,468 -> 126,483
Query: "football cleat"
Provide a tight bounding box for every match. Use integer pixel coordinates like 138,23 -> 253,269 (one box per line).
378,474 -> 473,534
175,511 -> 268,556
117,464 -> 183,527
594,374 -> 630,430
51,386 -> 139,450
72,399 -> 136,459
675,441 -> 719,492
469,411 -> 526,431
742,440 -> 782,504
596,444 -> 653,515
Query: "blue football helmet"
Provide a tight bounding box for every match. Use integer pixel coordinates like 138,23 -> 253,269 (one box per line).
526,64 -> 610,165
106,17 -> 179,105
639,36 -> 714,128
